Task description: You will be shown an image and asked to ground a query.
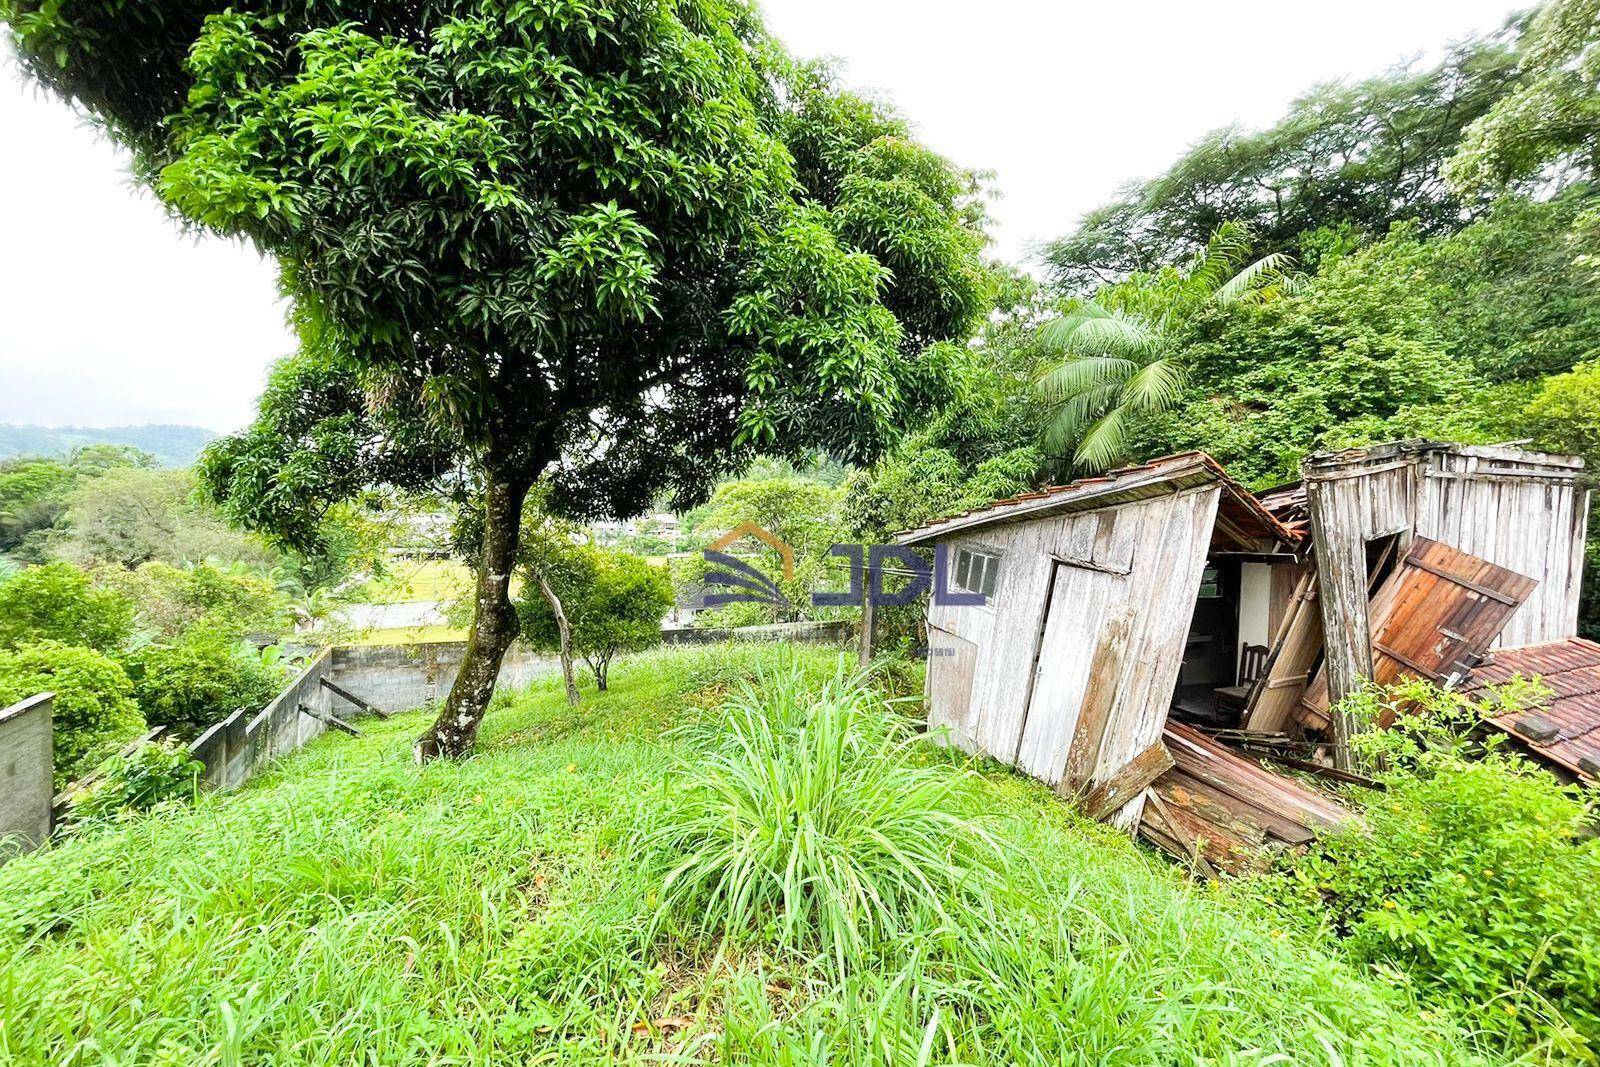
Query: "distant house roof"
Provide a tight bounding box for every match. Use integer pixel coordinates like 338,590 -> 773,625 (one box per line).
895,451 -> 1300,549
1463,637 -> 1600,786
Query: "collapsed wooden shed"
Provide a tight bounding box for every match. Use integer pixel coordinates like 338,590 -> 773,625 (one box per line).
899,440 -> 1591,865
897,452 -> 1301,829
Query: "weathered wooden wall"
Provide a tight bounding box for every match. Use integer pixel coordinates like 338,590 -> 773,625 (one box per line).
1305,443 -> 1588,711
926,485 -> 1221,826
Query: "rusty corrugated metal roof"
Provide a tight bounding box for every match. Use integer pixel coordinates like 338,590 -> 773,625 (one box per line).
1463,637 -> 1600,785
894,451 -> 1301,548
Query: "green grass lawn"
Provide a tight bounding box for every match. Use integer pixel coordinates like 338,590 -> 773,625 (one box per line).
0,646 -> 1498,1065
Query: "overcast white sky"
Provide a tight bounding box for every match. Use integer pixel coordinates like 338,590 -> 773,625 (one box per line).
1,1 -> 1522,433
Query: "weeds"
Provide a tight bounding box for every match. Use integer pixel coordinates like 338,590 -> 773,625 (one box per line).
647,659 -> 1003,977
0,645 -> 1503,1064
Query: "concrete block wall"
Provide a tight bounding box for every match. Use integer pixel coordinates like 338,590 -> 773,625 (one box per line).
188,649 -> 334,791
329,642 -> 561,714
0,694 -> 53,858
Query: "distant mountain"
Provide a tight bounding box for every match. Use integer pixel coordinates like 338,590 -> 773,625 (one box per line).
0,424 -> 218,467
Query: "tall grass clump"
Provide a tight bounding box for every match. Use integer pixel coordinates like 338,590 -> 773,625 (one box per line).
648,659 -> 1001,976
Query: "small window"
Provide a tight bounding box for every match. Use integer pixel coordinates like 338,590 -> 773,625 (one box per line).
954,547 -> 1000,598
1197,565 -> 1221,599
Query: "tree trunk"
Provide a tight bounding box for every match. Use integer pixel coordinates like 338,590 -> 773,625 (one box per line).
415,467 -> 532,762
535,568 -> 580,707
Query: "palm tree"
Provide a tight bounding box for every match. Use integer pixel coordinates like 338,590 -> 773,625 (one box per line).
1037,222 -> 1300,472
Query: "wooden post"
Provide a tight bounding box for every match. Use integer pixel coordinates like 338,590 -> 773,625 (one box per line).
858,563 -> 875,669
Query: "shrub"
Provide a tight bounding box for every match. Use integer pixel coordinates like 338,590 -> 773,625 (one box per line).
647,659 -> 1002,976
0,641 -> 145,787
58,738 -> 202,834
1272,678 -> 1600,1057
99,560 -> 289,642
0,561 -> 134,652
122,627 -> 285,734
518,543 -> 674,690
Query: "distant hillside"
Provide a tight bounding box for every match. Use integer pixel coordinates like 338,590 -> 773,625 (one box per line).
0,424 -> 217,467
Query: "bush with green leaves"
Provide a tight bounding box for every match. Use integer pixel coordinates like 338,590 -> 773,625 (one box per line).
647,660 -> 1002,976
99,559 -> 290,642
0,561 -> 134,653
122,627 -> 285,735
58,738 -> 202,834
516,539 -> 674,692
0,641 -> 145,787
1269,677 -> 1600,1058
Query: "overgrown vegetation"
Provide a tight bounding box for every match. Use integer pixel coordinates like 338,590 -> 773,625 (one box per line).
1266,678 -> 1600,1060
0,646 -> 1493,1064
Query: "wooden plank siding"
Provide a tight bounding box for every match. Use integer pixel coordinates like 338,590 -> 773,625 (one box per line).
924,484 -> 1223,828
1304,443 -> 1587,727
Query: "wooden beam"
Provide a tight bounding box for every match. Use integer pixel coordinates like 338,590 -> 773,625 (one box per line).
1068,741 -> 1174,822
320,677 -> 390,718
298,702 -> 362,736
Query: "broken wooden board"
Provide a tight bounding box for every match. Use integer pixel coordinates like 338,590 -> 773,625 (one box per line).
1139,722 -> 1354,875
1299,537 -> 1537,730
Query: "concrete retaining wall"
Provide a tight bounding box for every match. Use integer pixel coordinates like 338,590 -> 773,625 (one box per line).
0,694 -> 53,858
188,649 -> 335,791
329,621 -> 853,714
329,642 -> 562,714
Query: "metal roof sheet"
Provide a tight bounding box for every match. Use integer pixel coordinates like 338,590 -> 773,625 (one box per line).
894,451 -> 1299,548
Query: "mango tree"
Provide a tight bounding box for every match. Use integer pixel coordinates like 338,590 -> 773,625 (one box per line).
2,1 -> 988,757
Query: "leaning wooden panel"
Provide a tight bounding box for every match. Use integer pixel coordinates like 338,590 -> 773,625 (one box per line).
1087,486 -> 1223,828
925,625 -> 979,748
1242,569 -> 1322,733
1300,537 -> 1537,729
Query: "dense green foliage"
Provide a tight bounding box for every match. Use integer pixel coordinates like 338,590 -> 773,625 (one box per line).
1271,679 -> 1600,1058
0,446 -> 151,560
0,645 -> 1491,1063
53,466 -> 276,570
58,738 -> 203,835
0,642 -> 145,787
122,629 -> 285,735
0,557 -> 291,744
1450,0 -> 1600,196
0,562 -> 134,653
516,542 -> 673,690
1037,222 -> 1300,472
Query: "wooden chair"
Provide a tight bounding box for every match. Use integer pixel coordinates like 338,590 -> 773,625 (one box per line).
1215,643 -> 1269,716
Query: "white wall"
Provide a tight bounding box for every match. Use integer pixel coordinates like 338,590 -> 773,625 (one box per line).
1237,562 -> 1272,678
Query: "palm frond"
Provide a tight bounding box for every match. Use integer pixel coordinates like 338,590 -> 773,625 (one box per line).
1039,305 -> 1162,359
1120,358 -> 1187,412
1188,221 -> 1255,291
1072,408 -> 1131,473
1036,356 -> 1137,401
1041,381 -> 1121,453
1214,250 -> 1299,305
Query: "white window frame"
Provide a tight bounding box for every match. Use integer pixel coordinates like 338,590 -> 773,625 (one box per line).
954,546 -> 1002,599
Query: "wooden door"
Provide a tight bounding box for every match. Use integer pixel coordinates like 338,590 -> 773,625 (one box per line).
925,625 -> 979,743
1014,561 -> 1128,786
1300,537 -> 1537,726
